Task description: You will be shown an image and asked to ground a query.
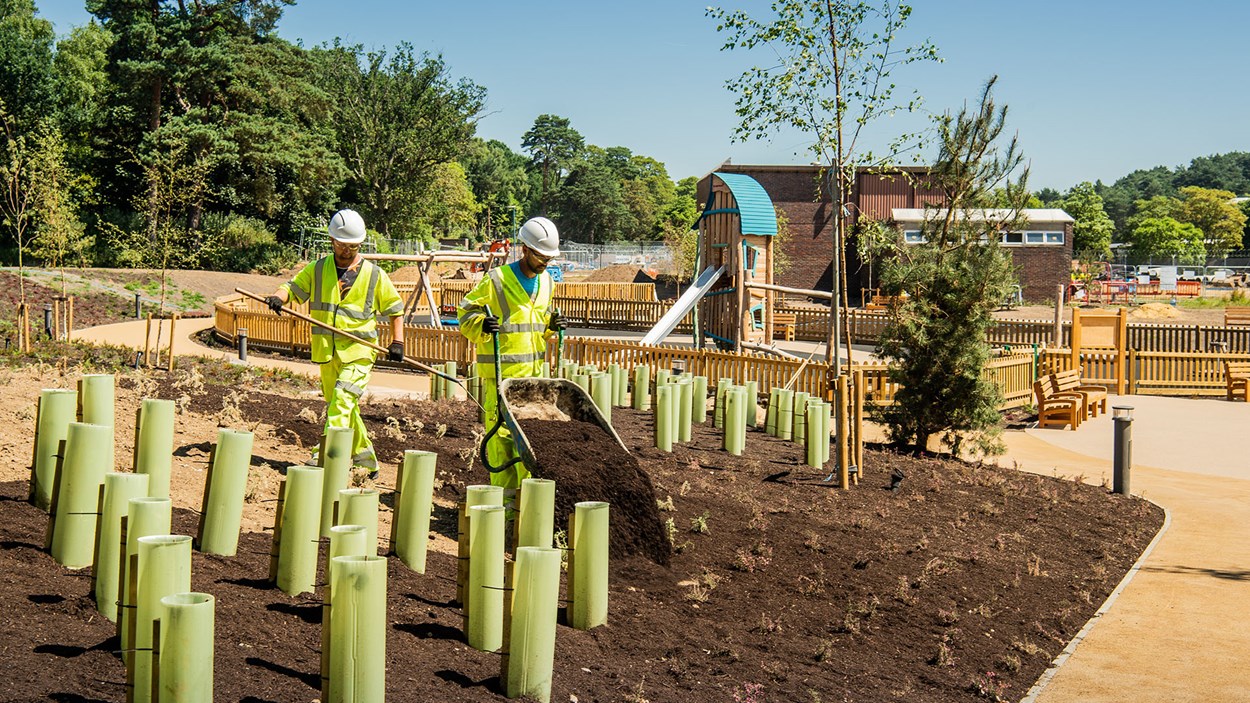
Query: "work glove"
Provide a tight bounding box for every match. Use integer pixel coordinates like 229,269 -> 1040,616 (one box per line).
265,295 -> 285,315
548,312 -> 567,332
482,315 -> 501,334
386,341 -> 405,363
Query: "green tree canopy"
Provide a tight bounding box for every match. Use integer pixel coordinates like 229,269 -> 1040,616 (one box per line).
521,114 -> 584,215
1177,186 -> 1246,257
460,138 -> 530,238
314,43 -> 484,239
1128,216 -> 1205,264
0,0 -> 56,132
1060,182 -> 1114,258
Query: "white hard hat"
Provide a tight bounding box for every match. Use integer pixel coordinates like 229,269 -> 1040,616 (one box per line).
518,216 -> 560,257
328,209 -> 367,244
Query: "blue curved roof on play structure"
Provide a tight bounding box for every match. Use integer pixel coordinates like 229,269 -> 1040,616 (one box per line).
711,172 -> 777,237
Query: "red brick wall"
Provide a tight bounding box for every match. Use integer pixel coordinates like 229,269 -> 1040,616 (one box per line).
1008,223 -> 1075,302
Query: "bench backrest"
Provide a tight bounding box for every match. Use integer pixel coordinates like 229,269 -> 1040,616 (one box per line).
1034,374 -> 1061,403
1226,361 -> 1250,375
774,312 -> 797,324
1225,308 -> 1250,326
1052,369 -> 1083,393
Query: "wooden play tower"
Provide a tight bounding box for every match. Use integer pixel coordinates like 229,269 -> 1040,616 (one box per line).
695,172 -> 779,351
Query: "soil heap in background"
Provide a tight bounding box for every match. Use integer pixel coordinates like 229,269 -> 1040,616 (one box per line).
517,417 -> 671,566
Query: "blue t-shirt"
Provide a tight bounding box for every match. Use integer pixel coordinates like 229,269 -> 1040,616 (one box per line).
508,261 -> 539,296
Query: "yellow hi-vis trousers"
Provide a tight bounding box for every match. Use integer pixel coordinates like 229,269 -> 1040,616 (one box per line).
481,377 -> 529,490
319,356 -> 378,470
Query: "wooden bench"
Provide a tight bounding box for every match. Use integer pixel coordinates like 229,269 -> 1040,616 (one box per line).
1051,369 -> 1108,418
773,312 -> 797,341
863,294 -> 904,311
1033,374 -> 1083,430
1225,308 -> 1250,327
1227,361 -> 1250,402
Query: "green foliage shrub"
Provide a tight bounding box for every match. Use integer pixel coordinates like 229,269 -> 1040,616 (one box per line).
198,213 -> 297,274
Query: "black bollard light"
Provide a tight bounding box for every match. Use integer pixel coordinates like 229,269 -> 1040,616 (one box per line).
237,327 -> 248,362
43,304 -> 53,338
1112,405 -> 1133,496
134,292 -> 141,319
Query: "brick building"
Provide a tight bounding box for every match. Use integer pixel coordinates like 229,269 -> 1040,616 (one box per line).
698,163 -> 1073,302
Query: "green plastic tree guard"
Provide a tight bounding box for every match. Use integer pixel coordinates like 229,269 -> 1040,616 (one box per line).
93,472 -> 149,622
444,361 -> 458,400
134,398 -> 175,499
319,427 -> 355,538
569,500 -> 609,630
119,497 -> 172,665
322,525 -> 368,698
765,388 -> 779,436
613,363 -> 628,406
156,592 -> 214,703
793,391 -> 810,445
692,375 -> 708,425
806,400 -> 823,468
591,372 -> 612,424
430,365 -> 443,401
327,556 -> 387,703
676,379 -> 693,443
632,365 -> 650,411
713,377 -> 731,429
821,401 -> 832,464
196,428 -> 253,556
467,484 -> 503,509
337,488 -> 380,556
392,450 -> 437,572
745,380 -> 759,428
29,387 -> 76,511
468,504 -> 505,652
656,369 -> 670,394
505,546 -> 562,703
78,374 -> 115,471
654,385 -> 673,452
724,389 -> 746,456
49,422 -> 112,569
131,534 -> 191,703
776,389 -> 794,441
275,466 -> 323,596
572,372 -> 589,394
517,478 -> 555,549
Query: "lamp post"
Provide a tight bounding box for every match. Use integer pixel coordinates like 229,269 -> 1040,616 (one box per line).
1112,405 -> 1133,496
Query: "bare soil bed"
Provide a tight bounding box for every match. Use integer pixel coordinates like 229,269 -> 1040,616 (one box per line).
0,356 -> 1162,703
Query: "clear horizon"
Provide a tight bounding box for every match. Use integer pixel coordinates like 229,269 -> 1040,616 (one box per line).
36,0 -> 1250,192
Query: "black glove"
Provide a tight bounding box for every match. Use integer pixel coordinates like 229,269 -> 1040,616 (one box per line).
265,295 -> 285,315
386,341 -> 405,363
548,312 -> 567,332
482,315 -> 501,334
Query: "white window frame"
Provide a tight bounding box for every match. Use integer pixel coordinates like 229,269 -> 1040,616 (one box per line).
903,229 -> 926,244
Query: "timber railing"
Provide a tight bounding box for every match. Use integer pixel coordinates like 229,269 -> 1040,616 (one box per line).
216,293 -> 1250,401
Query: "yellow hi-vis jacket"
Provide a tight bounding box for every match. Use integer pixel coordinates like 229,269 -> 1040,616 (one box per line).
457,264 -> 555,381
282,256 -> 404,364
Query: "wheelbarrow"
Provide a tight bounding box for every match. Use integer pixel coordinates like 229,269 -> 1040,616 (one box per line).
480,332 -> 629,475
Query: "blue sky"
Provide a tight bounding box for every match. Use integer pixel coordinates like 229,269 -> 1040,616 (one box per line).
37,1 -> 1250,191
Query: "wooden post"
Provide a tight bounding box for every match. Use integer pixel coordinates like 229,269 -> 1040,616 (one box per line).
455,501 -> 468,607
168,314 -> 178,371
836,374 -> 850,489
67,296 -> 73,339
1053,284 -> 1065,349
143,314 -> 153,367
289,316 -> 298,354
853,368 -> 865,477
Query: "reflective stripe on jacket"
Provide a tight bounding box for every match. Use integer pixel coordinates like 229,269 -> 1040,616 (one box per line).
282,256 -> 404,364
457,265 -> 554,381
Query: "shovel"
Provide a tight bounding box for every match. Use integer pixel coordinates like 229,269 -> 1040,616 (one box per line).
234,288 -> 480,410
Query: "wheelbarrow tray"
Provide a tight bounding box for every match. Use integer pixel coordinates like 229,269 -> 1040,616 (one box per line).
498,377 -> 630,472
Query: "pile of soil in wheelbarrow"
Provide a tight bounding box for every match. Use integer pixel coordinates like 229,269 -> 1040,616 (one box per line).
518,417 -> 672,566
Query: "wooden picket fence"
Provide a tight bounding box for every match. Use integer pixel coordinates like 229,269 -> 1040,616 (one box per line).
216,293 -> 1250,401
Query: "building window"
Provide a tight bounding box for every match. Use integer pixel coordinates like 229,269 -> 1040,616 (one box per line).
1004,231 -> 1024,245
1003,230 -> 1063,245
903,230 -> 926,243
1045,231 -> 1064,244
1025,231 -> 1045,244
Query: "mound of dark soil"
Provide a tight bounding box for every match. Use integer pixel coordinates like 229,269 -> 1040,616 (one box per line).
519,417 -> 671,565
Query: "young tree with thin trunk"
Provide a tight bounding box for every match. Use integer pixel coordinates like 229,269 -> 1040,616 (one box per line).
708,0 -> 939,364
